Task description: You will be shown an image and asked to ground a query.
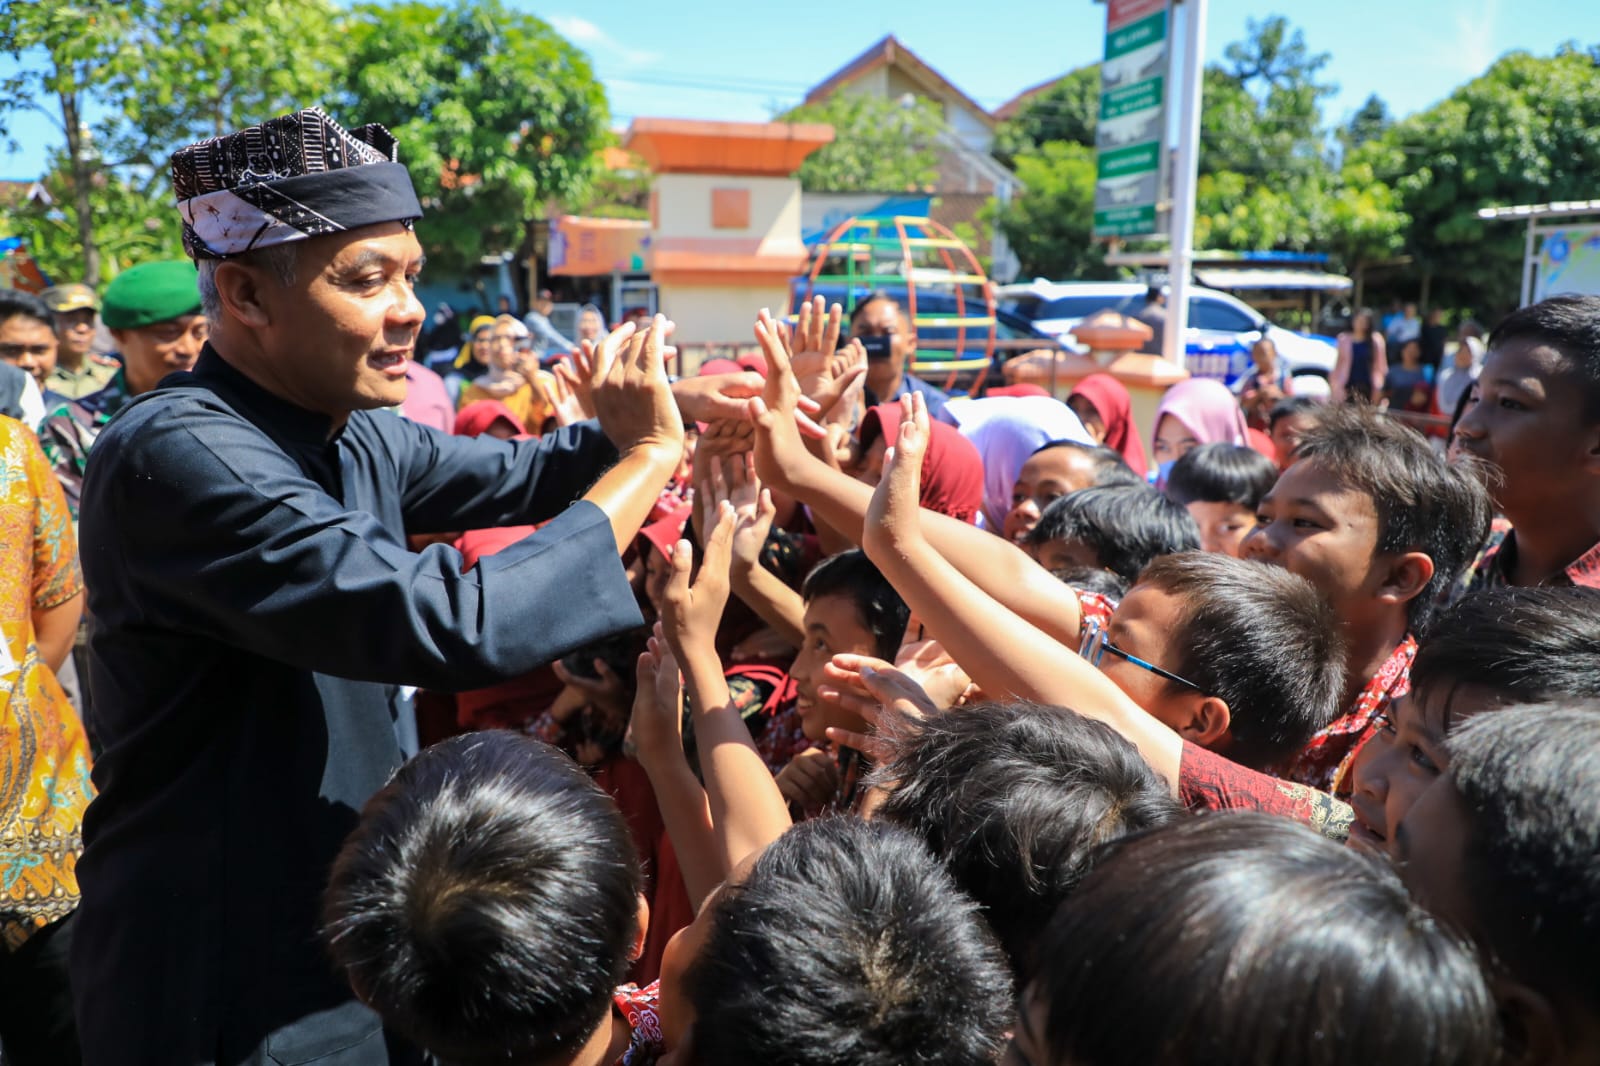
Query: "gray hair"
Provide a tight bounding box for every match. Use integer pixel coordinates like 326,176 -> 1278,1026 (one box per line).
196,243 -> 301,324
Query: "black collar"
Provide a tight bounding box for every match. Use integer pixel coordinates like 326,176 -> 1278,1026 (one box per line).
177,344 -> 343,447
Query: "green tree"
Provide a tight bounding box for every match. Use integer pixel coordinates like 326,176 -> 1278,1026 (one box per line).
5,151 -> 185,282
991,64 -> 1100,167
1339,93 -> 1391,154
1373,45 -> 1600,315
0,0 -> 134,285
991,141 -> 1113,280
336,0 -> 609,277
781,93 -> 942,193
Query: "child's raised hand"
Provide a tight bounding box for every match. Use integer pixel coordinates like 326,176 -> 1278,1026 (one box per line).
723,454 -> 776,572
775,747 -> 840,815
629,625 -> 684,762
660,500 -> 737,663
862,392 -> 930,557
749,309 -> 826,491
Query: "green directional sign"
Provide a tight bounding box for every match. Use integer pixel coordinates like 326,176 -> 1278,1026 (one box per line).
1094,205 -> 1158,237
1097,142 -> 1160,181
1094,0 -> 1170,238
1101,76 -> 1163,120
1105,9 -> 1166,60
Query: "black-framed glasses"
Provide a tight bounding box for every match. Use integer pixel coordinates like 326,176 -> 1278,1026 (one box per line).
1077,618 -> 1204,693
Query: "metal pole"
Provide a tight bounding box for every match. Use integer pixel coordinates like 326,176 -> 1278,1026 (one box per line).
1163,0 -> 1207,371
1520,215 -> 1537,307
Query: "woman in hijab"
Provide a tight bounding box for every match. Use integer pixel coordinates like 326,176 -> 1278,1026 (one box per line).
937,394 -> 1091,532
441,315 -> 498,405
1150,377 -> 1251,486
855,403 -> 985,523
1068,373 -> 1149,478
453,399 -> 528,441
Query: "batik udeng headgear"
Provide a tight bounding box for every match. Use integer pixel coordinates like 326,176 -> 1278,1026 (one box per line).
170,107 -> 423,260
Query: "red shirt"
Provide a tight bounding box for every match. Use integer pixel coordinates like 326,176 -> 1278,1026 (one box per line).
1283,635 -> 1416,799
1179,741 -> 1354,841
612,980 -> 665,1065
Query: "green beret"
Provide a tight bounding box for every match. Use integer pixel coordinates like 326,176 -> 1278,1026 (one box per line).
102,260 -> 202,330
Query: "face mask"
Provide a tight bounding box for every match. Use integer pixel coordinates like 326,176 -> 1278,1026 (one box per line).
1152,459 -> 1176,485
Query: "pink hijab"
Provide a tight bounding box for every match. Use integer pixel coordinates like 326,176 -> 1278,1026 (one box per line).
1153,378 -> 1250,452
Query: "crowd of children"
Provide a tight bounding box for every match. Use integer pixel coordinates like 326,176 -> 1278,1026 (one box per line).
320,292 -> 1600,1065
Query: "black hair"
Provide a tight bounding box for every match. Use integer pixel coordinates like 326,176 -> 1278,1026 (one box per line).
685,816 -> 1013,1066
1445,703 -> 1600,1022
322,731 -> 641,1065
1293,404 -> 1492,630
1487,293 -> 1600,420
1025,484 -> 1200,584
1163,442 -> 1279,509
873,701 -> 1180,974
1034,813 -> 1500,1066
1137,553 -> 1346,769
1028,439 -> 1145,489
848,290 -> 901,328
0,287 -> 54,330
1267,395 -> 1320,432
801,549 -> 909,662
1413,587 -> 1600,718
1048,565 -> 1130,601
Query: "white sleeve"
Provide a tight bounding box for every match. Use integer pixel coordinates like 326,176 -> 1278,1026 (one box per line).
19,374 -> 45,428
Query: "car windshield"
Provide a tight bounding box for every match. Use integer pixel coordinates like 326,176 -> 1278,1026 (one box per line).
1038,293 -> 1140,320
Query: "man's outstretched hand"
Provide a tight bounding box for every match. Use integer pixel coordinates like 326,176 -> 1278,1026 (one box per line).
589,315 -> 684,458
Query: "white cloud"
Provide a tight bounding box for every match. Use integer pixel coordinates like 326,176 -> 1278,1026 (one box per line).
548,14 -> 660,66
1416,0 -> 1502,78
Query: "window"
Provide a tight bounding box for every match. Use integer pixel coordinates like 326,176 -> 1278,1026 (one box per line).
1188,298 -> 1259,333
1039,294 -> 1140,321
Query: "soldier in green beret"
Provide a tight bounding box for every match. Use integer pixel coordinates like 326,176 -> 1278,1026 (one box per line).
39,260 -> 207,515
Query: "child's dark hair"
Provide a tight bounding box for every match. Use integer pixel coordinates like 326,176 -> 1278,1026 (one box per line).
0,287 -> 54,330
1034,813 -> 1500,1066
1293,404 -> 1491,630
1413,587 -> 1600,718
1487,294 -> 1600,420
684,816 -> 1013,1066
1025,484 -> 1200,584
1163,442 -> 1278,509
1029,439 -> 1144,488
1442,703 -> 1600,1024
801,549 -> 909,661
1136,553 -> 1346,769
322,732 -> 641,1065
1049,565 -> 1130,601
873,701 -> 1180,974
1267,395 -> 1320,432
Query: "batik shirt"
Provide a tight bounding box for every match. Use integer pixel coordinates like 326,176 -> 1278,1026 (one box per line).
0,416 -> 93,950
613,981 -> 666,1065
38,368 -> 135,517
1454,528 -> 1600,597
1178,742 -> 1353,843
1283,635 -> 1417,799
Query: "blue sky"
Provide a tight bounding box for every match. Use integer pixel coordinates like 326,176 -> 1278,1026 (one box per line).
1,0 -> 1590,179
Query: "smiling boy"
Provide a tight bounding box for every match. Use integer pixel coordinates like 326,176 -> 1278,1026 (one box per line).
1451,294 -> 1600,594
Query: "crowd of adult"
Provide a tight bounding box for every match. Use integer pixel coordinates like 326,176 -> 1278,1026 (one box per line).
0,105 -> 1596,1066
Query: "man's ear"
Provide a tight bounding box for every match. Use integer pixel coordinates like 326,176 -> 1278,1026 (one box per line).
629,893 -> 650,962
1176,695 -> 1231,749
1582,419 -> 1600,477
1494,978 -> 1564,1066
1375,551 -> 1434,610
211,260 -> 273,329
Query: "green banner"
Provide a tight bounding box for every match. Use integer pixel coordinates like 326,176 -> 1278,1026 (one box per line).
1093,204 -> 1159,238
1096,142 -> 1160,180
1105,9 -> 1166,60
1101,76 -> 1163,120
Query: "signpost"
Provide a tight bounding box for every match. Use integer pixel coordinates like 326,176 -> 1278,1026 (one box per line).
1092,0 -> 1171,240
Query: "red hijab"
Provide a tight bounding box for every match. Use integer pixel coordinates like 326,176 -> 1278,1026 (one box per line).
454,399 -> 528,438
859,404 -> 984,524
1069,373 -> 1148,477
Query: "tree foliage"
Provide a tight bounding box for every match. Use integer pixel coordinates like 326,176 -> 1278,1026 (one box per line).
782,93 -> 943,193
1372,45 -> 1600,315
991,64 -> 1100,167
335,1 -> 609,276
991,141 -> 1113,281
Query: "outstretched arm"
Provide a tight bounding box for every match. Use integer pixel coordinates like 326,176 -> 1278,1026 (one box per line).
743,309 -> 1084,647
659,502 -> 792,870
858,394 -> 1183,791
630,628 -> 721,910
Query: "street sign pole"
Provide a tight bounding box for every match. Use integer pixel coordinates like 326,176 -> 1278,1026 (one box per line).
1092,1 -> 1171,241
1163,0 -> 1206,372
